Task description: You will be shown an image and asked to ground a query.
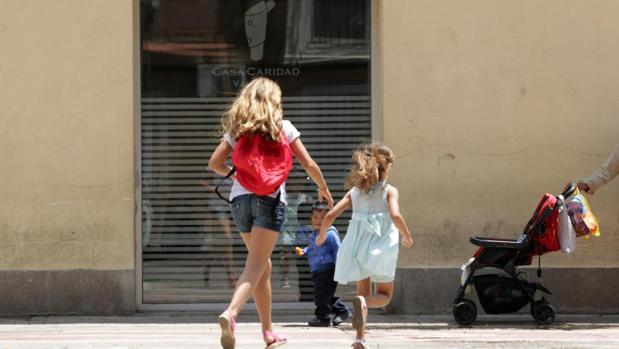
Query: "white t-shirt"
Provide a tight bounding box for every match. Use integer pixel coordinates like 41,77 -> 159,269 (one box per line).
224,120 -> 301,205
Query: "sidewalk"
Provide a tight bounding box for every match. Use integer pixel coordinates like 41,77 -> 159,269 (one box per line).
1,313 -> 619,348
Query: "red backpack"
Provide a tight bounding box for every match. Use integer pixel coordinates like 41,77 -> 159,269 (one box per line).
216,132 -> 292,202
527,193 -> 560,256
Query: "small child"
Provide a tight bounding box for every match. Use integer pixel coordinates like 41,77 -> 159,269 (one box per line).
316,143 -> 413,349
295,201 -> 351,327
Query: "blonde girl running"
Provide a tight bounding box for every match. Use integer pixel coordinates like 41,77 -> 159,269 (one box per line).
209,77 -> 333,349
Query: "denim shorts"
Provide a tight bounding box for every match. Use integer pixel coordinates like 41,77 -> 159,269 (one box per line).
230,194 -> 285,233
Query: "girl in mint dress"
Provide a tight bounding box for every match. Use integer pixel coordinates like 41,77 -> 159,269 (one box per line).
316,143 -> 413,349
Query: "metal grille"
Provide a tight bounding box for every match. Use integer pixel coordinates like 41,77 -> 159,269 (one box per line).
141,95 -> 371,304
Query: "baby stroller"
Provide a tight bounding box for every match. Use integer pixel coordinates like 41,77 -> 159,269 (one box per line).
452,183 -> 577,325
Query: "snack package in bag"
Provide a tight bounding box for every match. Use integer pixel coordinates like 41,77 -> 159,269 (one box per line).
566,188 -> 601,238
557,202 -> 576,254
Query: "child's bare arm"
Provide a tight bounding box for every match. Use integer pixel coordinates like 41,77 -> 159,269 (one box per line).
316,191 -> 352,246
208,139 -> 234,177
386,186 -> 413,248
289,138 -> 333,207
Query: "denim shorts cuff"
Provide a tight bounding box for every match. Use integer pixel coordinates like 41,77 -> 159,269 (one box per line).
252,221 -> 283,233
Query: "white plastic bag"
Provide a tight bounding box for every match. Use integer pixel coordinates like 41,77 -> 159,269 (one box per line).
558,201 -> 576,254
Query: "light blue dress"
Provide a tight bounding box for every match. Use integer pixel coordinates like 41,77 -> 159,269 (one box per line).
334,182 -> 400,284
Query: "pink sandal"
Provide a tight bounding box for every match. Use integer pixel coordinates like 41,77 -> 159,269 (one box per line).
218,311 -> 236,349
263,330 -> 287,349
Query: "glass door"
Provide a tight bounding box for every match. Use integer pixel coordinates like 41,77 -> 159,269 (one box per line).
140,0 -> 371,304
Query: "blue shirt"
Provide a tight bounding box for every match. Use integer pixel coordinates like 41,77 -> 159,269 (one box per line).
295,225 -> 313,246
301,226 -> 341,273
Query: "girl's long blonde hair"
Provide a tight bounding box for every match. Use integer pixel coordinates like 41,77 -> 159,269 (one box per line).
346,143 -> 395,191
221,77 -> 283,141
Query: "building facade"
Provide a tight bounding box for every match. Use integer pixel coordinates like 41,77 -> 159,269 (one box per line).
0,0 -> 618,315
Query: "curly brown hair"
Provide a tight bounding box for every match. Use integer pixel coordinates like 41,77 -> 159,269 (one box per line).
345,143 -> 394,191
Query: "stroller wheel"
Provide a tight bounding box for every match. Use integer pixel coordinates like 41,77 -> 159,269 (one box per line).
531,300 -> 555,325
453,299 -> 477,325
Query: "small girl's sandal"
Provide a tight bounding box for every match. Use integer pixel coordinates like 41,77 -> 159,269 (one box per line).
351,339 -> 369,349
263,330 -> 287,349
218,311 -> 236,349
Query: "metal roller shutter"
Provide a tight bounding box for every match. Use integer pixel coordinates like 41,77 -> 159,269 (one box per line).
141,95 -> 371,304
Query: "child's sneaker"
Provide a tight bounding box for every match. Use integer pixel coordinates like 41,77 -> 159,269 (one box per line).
332,310 -> 351,326
308,317 -> 331,327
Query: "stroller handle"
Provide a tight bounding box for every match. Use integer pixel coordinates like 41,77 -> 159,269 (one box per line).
560,182 -> 577,199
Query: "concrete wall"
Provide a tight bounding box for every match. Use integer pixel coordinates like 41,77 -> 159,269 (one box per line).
0,0 -> 135,315
378,0 -> 619,313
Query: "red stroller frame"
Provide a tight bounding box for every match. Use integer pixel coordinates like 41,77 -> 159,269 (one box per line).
452,183 -> 577,325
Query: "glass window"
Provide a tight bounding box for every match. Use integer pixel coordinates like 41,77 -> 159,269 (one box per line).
140,0 -> 371,304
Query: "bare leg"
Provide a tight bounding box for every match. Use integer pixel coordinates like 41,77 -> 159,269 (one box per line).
354,279 -> 371,341
238,232 -> 274,335
225,227 -> 278,316
365,281 -> 394,308
353,280 -> 394,343
356,278 -> 371,298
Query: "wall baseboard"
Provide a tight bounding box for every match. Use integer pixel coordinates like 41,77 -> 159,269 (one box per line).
389,267 -> 619,314
0,269 -> 135,316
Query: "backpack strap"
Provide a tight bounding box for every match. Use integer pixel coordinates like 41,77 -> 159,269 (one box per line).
215,167 -> 236,204
272,190 -> 282,213
537,255 -> 542,278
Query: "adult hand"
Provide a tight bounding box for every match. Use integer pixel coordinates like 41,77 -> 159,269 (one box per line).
577,181 -> 590,193
318,186 -> 334,208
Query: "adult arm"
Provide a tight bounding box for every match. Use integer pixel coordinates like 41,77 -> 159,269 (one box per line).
579,144 -> 619,194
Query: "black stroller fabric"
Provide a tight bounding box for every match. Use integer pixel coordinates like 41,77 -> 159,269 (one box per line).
474,275 -> 531,314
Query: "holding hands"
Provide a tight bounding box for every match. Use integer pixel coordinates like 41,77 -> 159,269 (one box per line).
318,186 -> 334,208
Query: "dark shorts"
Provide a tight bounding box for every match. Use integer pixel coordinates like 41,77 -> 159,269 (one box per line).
230,194 -> 285,233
